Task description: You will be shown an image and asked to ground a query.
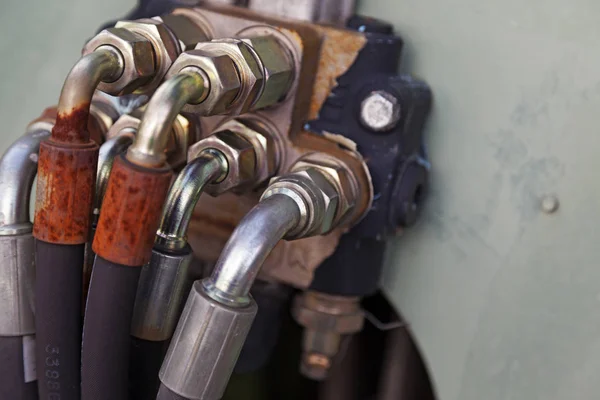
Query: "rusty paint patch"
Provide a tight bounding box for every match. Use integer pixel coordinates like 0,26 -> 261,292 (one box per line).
93,155 -> 172,266
33,140 -> 99,244
309,28 -> 366,120
51,103 -> 91,143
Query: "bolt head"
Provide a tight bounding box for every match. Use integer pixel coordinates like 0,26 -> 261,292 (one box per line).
360,90 -> 401,132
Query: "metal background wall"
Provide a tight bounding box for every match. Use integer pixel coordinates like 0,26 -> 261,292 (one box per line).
2,1 -> 599,399
357,1 -> 600,399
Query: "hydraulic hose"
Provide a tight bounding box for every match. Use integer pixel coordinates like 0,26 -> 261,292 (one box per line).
83,69 -> 207,400
81,257 -> 141,400
0,336 -> 37,400
33,47 -> 124,400
158,194 -> 302,400
0,124 -> 51,400
159,160 -> 365,400
83,132 -> 135,304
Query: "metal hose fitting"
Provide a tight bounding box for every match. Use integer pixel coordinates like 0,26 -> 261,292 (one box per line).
127,68 -> 209,167
159,154 -> 362,400
0,124 -> 51,336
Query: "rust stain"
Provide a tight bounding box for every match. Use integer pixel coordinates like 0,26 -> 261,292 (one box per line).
309,27 -> 366,120
51,103 -> 91,143
33,140 -> 99,244
93,155 -> 172,266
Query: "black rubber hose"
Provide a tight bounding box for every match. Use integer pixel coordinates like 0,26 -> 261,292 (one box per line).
0,336 -> 38,399
81,256 -> 141,400
35,240 -> 84,400
157,384 -> 189,400
129,337 -> 170,400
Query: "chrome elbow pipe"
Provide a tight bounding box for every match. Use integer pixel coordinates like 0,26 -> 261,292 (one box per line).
0,124 -> 51,236
205,194 -> 302,305
127,69 -> 207,167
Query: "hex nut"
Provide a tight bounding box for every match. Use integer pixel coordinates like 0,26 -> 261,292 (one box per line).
83,28 -> 156,95
265,167 -> 340,238
196,39 -> 265,115
241,35 -> 294,109
115,17 -> 182,93
161,13 -> 210,52
292,293 -> 364,334
360,90 -> 401,132
166,50 -> 242,116
188,130 -> 257,195
291,153 -> 359,228
216,118 -> 281,185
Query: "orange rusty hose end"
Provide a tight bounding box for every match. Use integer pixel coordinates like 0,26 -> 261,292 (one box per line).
92,155 -> 172,266
33,139 -> 99,244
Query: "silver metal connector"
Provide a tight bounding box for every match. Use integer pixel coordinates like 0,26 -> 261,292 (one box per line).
131,248 -> 194,341
0,125 -> 51,335
159,281 -> 257,400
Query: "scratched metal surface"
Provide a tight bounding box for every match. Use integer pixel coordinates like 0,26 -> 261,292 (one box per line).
357,0 -> 600,399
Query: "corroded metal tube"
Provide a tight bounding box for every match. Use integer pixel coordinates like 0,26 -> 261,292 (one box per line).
53,47 -> 124,144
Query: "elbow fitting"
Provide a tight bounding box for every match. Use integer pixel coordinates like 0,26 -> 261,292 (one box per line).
126,69 -> 208,167
165,35 -> 295,116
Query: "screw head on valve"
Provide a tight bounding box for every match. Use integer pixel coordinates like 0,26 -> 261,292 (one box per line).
360,90 -> 401,132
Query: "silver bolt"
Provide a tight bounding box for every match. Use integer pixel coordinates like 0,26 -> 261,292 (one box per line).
360,91 -> 401,132
541,195 -> 559,214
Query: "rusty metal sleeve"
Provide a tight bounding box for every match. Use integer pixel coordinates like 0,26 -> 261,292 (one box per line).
155,149 -> 227,251
53,46 -> 123,144
127,69 -> 207,167
204,194 -> 301,306
92,154 -> 172,266
93,132 -> 135,226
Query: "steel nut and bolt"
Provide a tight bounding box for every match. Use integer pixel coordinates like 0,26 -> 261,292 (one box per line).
261,167 -> 339,239
293,292 -> 364,381
166,50 -> 242,116
216,118 -> 282,185
360,90 -> 402,132
291,153 -> 359,228
83,27 -> 156,95
188,130 -> 257,196
114,18 -> 182,93
196,39 -> 265,115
